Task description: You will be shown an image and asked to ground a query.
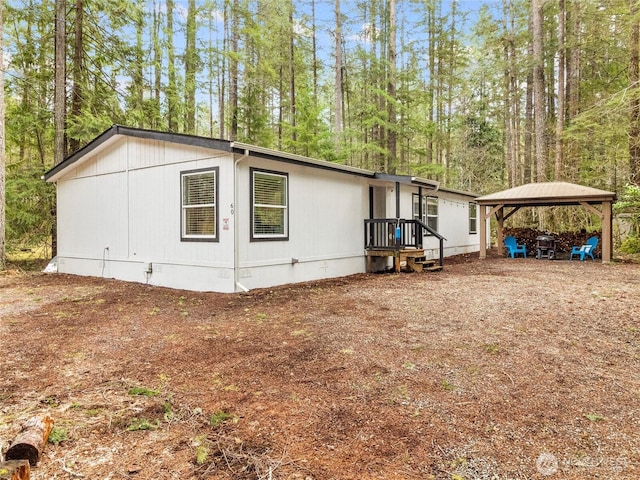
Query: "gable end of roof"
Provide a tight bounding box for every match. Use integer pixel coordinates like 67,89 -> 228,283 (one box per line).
44,125 -> 233,182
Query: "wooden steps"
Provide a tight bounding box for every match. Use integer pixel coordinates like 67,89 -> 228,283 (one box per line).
365,248 -> 442,273
406,255 -> 442,273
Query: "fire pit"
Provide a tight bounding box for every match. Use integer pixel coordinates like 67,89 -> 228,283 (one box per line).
536,235 -> 557,260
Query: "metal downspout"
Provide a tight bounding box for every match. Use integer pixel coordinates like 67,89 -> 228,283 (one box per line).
234,149 -> 250,292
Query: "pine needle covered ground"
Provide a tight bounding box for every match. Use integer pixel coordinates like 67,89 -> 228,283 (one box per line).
1,255 -> 639,479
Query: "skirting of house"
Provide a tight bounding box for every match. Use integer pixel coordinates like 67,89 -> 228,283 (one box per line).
57,254 -> 367,293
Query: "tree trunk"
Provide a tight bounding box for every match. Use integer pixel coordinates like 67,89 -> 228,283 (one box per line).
207,5 -> 214,137
153,0 -> 162,129
565,0 -> 580,179
387,0 -> 397,174
444,0 -> 458,183
555,0 -> 565,180
334,0 -> 343,143
289,2 -> 296,145
436,51 -> 443,169
524,13 -> 534,184
54,0 -> 67,163
504,41 -> 515,187
630,0 -> 640,185
508,3 -> 521,185
134,0 -> 144,129
69,0 -> 83,153
311,0 -> 318,119
427,2 -> 435,165
566,0 -> 580,119
184,0 -> 196,134
218,1 -> 228,139
0,0 -> 5,270
5,416 -> 54,467
166,0 -> 178,132
278,65 -> 284,149
230,0 -> 239,141
532,0 -> 547,181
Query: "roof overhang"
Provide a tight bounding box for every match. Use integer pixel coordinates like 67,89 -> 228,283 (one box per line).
44,125 -> 233,182
476,196 -> 616,207
45,125 -> 378,183
373,173 -> 439,190
475,182 -> 616,207
230,141 -> 375,177
45,126 -> 460,194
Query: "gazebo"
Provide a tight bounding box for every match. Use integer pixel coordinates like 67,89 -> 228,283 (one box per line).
475,182 -> 617,263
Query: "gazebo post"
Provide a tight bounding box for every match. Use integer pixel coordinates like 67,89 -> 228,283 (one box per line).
480,204 -> 505,259
496,207 -> 505,257
602,200 -> 613,263
580,200 -> 614,263
479,205 -> 488,259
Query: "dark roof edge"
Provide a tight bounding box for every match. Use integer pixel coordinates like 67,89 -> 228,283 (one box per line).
44,125 -> 233,181
230,141 -> 375,178
373,173 -> 439,189
45,127 -> 460,193
45,125 -> 118,181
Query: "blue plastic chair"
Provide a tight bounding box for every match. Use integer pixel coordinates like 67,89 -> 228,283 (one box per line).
569,236 -> 598,261
504,236 -> 527,258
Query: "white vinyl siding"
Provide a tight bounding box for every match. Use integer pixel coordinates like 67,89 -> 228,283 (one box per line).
251,169 -> 288,240
181,168 -> 217,240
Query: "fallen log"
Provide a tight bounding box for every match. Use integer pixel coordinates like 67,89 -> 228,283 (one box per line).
5,416 -> 54,467
0,460 -> 30,480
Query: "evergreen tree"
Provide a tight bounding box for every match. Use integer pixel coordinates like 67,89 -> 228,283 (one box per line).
0,0 -> 5,269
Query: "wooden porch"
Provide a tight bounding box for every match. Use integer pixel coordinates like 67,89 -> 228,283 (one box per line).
364,218 -> 446,273
365,248 -> 442,273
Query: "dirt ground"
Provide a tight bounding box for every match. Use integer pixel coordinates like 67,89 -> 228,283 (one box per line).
1,254 -> 639,480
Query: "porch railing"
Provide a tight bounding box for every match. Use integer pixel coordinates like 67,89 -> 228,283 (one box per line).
364,218 -> 446,266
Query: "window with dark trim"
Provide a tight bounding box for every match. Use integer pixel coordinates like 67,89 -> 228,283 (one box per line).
181,167 -> 218,241
251,168 -> 289,241
469,202 -> 478,234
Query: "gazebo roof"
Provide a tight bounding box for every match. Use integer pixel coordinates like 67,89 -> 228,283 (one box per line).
475,182 -> 616,207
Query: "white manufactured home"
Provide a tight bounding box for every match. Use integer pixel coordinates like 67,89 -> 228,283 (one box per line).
44,126 -> 481,293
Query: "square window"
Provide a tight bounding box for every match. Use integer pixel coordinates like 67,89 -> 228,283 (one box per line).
181,168 -> 218,241
251,169 -> 288,240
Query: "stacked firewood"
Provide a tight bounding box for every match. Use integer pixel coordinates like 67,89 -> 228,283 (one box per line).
503,227 -> 601,258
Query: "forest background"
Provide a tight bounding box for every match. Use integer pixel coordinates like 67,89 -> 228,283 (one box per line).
1,0 -> 640,266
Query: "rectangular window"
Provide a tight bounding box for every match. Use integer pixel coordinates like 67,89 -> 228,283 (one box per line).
426,196 -> 438,233
469,202 -> 478,234
181,168 -> 218,241
412,194 -> 438,235
251,169 -> 288,240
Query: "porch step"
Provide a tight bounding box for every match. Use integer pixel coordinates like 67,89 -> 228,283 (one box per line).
365,248 -> 443,273
424,264 -> 444,272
